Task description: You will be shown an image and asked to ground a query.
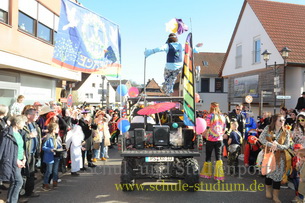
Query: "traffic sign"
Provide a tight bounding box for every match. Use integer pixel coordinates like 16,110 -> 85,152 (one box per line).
276,95 -> 291,100
60,98 -> 67,103
67,94 -> 73,107
262,91 -> 272,95
245,95 -> 253,103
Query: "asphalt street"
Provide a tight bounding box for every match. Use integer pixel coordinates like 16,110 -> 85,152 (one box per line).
1,145 -> 296,203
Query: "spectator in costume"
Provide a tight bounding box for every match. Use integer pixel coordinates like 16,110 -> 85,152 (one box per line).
292,112 -> 305,148
200,102 -> 226,181
259,114 -> 290,203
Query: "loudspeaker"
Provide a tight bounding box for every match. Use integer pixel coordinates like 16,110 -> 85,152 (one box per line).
183,128 -> 194,149
153,125 -> 170,146
134,128 -> 145,149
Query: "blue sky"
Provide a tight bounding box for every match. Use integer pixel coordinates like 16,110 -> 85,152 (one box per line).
77,0 -> 305,85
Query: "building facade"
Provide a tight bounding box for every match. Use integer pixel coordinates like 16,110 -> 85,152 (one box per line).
0,0 -> 81,107
220,0 -> 305,116
194,52 -> 228,113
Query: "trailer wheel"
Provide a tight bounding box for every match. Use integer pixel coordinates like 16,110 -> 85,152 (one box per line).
120,158 -> 135,192
184,158 -> 199,192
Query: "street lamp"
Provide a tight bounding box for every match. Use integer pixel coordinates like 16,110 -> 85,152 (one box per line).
261,47 -> 291,115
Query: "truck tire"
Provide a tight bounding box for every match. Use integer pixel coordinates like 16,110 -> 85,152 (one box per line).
120,158 -> 135,192
184,158 -> 199,192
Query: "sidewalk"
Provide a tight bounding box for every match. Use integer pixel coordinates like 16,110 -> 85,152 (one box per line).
0,146 -> 121,202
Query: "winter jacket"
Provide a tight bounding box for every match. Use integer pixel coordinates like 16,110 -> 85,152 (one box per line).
42,135 -> 62,164
0,126 -> 19,181
19,123 -> 41,174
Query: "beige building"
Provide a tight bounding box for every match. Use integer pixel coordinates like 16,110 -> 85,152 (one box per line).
0,0 -> 81,107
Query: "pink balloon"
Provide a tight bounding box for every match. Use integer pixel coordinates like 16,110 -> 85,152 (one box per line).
195,93 -> 200,103
195,117 -> 207,134
128,87 -> 139,98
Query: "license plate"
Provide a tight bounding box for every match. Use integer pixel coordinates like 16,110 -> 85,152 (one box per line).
145,157 -> 174,162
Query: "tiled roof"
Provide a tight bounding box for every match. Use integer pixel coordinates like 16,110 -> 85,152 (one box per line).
220,0 -> 305,76
247,0 -> 305,64
146,78 -> 160,89
141,78 -> 167,96
194,52 -> 225,75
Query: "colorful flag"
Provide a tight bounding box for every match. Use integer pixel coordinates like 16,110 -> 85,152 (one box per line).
165,18 -> 188,35
182,33 -> 195,126
52,0 -> 121,77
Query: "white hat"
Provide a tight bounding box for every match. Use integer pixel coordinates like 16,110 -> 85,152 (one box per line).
39,106 -> 53,115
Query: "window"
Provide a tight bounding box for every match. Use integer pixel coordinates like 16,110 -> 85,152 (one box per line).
0,0 -> 9,24
90,93 -> 93,99
38,22 -> 52,42
92,83 -> 95,88
215,78 -> 223,93
18,0 -> 58,44
236,44 -> 242,68
100,83 -> 103,88
254,39 -> 261,63
18,11 -> 35,34
85,93 -> 89,99
200,78 -> 210,92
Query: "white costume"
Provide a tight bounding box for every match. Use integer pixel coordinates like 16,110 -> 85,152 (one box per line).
66,124 -> 84,172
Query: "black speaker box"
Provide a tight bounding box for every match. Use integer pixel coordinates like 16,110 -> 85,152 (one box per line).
183,128 -> 194,149
153,125 -> 170,146
134,128 -> 145,149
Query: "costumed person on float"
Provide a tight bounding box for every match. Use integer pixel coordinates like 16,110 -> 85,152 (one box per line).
144,18 -> 202,96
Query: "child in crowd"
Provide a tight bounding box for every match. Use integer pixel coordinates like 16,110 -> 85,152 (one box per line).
228,119 -> 243,176
244,134 -> 261,172
296,148 -> 305,203
291,144 -> 303,202
42,123 -> 62,191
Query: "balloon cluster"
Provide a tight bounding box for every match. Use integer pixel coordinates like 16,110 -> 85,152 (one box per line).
116,85 -> 139,98
117,119 -> 130,133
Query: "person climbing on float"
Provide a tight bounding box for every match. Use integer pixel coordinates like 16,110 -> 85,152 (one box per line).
144,33 -> 202,96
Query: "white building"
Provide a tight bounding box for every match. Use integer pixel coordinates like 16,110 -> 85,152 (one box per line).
220,0 -> 305,116
194,52 -> 228,113
71,74 -> 116,107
